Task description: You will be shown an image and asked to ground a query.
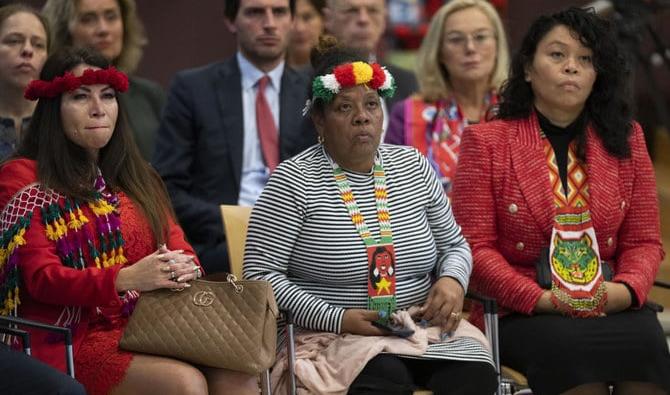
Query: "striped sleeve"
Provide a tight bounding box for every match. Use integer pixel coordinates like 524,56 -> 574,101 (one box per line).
416,151 -> 472,290
243,158 -> 346,333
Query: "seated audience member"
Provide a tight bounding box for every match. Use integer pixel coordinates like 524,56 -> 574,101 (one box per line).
287,0 -> 324,71
0,47 -> 257,395
385,0 -> 509,196
43,0 -> 165,161
153,0 -> 315,274
0,4 -> 49,161
244,37 -> 498,395
452,7 -> 670,395
323,0 -> 419,128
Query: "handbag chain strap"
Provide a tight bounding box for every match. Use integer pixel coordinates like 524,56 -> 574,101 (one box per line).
226,274 -> 244,294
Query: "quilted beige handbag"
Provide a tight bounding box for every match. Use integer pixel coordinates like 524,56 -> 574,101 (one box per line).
120,274 -> 278,374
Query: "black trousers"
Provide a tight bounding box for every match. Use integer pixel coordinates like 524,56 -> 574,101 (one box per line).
348,354 -> 498,395
0,344 -> 87,395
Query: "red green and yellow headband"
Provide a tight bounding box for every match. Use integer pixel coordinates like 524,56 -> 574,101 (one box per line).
312,61 -> 396,103
24,67 -> 129,101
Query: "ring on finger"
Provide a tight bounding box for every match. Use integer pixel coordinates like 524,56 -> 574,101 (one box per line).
169,271 -> 176,280
450,311 -> 461,319
193,265 -> 201,278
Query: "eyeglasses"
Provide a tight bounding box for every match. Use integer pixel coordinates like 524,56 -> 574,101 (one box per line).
444,31 -> 495,49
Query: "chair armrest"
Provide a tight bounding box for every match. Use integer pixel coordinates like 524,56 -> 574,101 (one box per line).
0,326 -> 30,353
466,292 -> 498,314
279,309 -> 297,395
280,309 -> 294,324
0,316 -> 72,345
0,316 -> 75,378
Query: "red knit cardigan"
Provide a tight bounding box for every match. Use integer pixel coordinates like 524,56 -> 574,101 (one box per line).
452,113 -> 664,325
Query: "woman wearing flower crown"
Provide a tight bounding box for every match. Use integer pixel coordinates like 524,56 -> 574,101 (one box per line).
385,0 -> 509,196
0,47 -> 258,395
42,0 -> 165,162
243,36 -> 497,394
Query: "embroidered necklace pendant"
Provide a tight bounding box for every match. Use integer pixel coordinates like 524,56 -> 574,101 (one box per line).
330,151 -> 397,324
543,137 -> 606,316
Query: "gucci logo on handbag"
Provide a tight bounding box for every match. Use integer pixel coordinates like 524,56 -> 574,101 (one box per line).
193,291 -> 216,307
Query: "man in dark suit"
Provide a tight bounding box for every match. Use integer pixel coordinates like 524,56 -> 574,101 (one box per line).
323,0 -> 418,116
154,0 -> 315,274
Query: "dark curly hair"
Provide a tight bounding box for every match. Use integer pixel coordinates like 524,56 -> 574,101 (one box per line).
497,7 -> 632,159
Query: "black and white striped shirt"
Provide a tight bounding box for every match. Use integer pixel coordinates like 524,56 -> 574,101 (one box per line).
244,144 -> 492,364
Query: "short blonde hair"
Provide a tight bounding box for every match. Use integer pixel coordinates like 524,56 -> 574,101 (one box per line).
416,0 -> 509,102
42,0 -> 147,74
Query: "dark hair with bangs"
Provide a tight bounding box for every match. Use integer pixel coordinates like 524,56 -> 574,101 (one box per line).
497,7 -> 633,159
17,47 -> 174,246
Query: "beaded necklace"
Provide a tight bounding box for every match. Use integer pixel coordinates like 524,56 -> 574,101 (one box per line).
542,134 -> 606,316
327,148 -> 397,323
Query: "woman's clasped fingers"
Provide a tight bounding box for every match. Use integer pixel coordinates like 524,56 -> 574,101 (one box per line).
157,250 -> 193,264
168,261 -> 201,283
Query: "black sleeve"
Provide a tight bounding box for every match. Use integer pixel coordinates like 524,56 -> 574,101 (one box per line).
152,72 -> 227,272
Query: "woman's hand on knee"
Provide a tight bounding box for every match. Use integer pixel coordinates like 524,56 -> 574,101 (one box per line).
419,276 -> 464,333
341,309 -> 386,336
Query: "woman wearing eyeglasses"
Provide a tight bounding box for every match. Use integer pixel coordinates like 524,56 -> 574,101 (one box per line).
385,0 -> 509,196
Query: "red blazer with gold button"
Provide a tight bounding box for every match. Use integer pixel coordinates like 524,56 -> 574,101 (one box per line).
452,113 -> 664,323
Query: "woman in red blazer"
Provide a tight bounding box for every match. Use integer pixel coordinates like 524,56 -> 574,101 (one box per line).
452,7 -> 670,395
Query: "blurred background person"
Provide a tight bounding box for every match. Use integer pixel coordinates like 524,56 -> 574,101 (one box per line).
323,0 -> 418,132
287,0 -> 324,71
153,0 -> 315,274
453,7 -> 670,395
0,47 -> 257,395
385,0 -> 509,196
0,4 -> 48,161
42,0 -> 165,161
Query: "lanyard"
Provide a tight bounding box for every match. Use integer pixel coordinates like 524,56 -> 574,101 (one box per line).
327,148 -> 397,320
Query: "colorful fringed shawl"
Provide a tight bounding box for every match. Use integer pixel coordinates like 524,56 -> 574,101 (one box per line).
402,92 -> 497,195
0,173 -> 130,336
543,136 -> 607,317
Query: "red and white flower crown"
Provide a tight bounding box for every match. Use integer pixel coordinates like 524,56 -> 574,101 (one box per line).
24,67 -> 129,101
312,61 -> 396,103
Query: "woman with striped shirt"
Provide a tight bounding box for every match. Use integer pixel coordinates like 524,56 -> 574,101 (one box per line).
244,36 -> 497,395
